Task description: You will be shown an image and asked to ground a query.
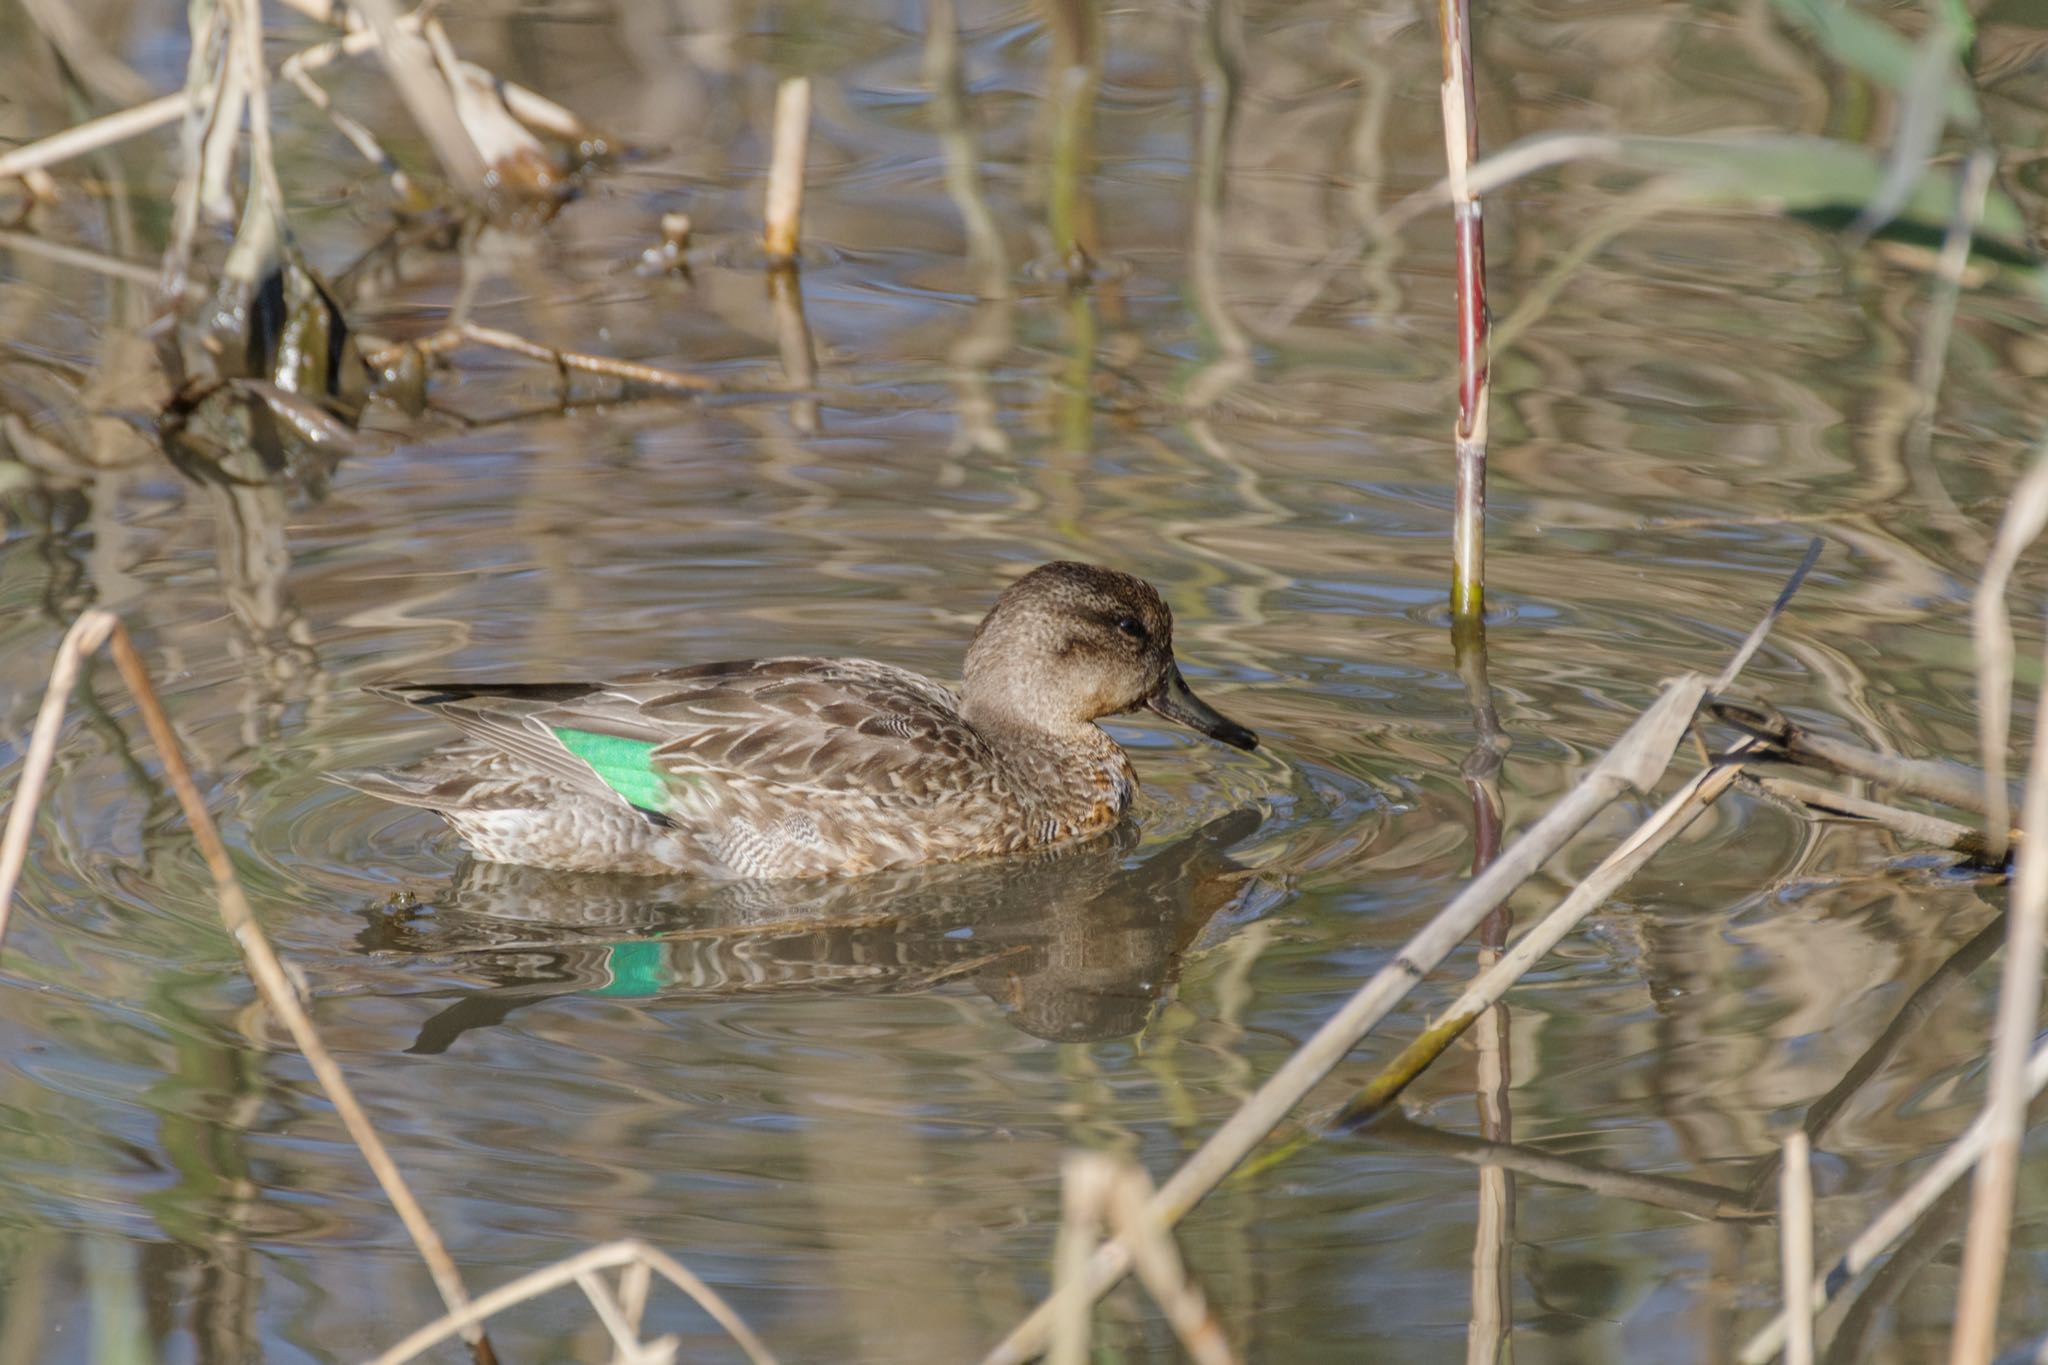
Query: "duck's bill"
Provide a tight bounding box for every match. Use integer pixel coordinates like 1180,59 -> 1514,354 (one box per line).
1146,666 -> 1259,751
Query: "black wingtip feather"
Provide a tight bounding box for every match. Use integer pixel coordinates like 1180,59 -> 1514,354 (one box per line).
370,681 -> 600,709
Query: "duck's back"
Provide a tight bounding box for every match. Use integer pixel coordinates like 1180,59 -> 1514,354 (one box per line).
341,657 -> 1048,878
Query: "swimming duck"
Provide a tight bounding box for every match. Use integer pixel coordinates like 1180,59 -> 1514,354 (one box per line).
335,561 -> 1257,878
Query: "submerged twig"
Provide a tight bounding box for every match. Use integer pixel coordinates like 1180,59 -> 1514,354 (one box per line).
363,322 -> 719,397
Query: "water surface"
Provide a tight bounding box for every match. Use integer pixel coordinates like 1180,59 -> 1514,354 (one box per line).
3,0 -> 2048,1361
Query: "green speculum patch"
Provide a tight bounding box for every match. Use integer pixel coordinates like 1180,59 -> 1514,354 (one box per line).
552,727 -> 667,812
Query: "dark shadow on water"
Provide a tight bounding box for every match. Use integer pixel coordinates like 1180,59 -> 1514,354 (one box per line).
355,807 -> 1268,1051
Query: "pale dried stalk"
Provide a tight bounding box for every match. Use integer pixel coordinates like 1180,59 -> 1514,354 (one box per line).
1737,1037 -> 2048,1363
0,93 -> 186,183
576,1267 -> 677,1365
350,0 -> 485,190
372,1239 -> 777,1365
980,675 -> 1708,1365
0,8 -> 420,185
987,546 -> 1818,1364
1970,443 -> 2048,865
1744,773 -> 2008,860
1051,1154 -> 1236,1365
764,77 -> 812,264
1331,754 -> 1746,1130
0,612 -> 119,945
0,229 -> 204,297
1781,1132 -> 1814,1365
1950,609 -> 2048,1361
1712,698 -> 1996,816
282,52 -> 417,197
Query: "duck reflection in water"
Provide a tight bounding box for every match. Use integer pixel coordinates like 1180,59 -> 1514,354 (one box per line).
359,807 -> 1270,1051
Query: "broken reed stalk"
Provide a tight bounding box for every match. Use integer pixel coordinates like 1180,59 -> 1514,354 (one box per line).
763,77 -> 811,266
1710,698 -> 1997,817
980,545 -> 1818,1363
1326,753 -> 1747,1133
978,674 -> 1707,1365
350,0 -> 485,192
1949,598 -> 2048,1360
370,1238 -> 778,1365
1437,0 -> 1488,619
0,612 -> 498,1365
1303,541 -> 1815,1137
1741,773 -> 2011,863
1781,1131 -> 1815,1365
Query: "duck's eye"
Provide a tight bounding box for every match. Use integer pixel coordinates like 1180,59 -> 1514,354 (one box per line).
1116,616 -> 1148,642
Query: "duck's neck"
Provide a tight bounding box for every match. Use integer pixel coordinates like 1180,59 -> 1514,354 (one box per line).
963,701 -> 1138,827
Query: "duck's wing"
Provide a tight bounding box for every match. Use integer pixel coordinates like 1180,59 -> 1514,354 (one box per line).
634,657 -> 996,803
372,658 -> 991,817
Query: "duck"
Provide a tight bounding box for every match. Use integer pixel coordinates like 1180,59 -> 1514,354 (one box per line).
333,561 -> 1258,878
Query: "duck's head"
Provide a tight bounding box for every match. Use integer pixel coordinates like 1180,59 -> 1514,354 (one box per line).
961,561 -> 1258,751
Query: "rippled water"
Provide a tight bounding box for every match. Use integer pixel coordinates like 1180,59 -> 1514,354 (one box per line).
4,0 -> 2048,1360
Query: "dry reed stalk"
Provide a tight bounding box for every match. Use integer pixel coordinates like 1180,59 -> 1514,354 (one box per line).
371,1239 -> 777,1365
363,322 -> 720,395
1741,773 -> 2011,861
1738,1040 -> 2048,1362
1949,601 -> 2048,1361
0,93 -> 187,183
1437,0 -> 1488,618
0,613 -> 118,944
1049,1154 -> 1236,1365
983,546 -> 1817,1363
764,77 -> 811,265
0,10 -> 414,186
0,613 -> 498,1364
1325,753 -> 1747,1134
281,51 -> 418,200
1970,444 -> 2048,866
0,229 -> 204,297
1711,698 -> 1998,817
978,674 -> 1706,1365
349,0 -> 485,191
1307,543 -> 1814,1134
1781,1132 -> 1814,1365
